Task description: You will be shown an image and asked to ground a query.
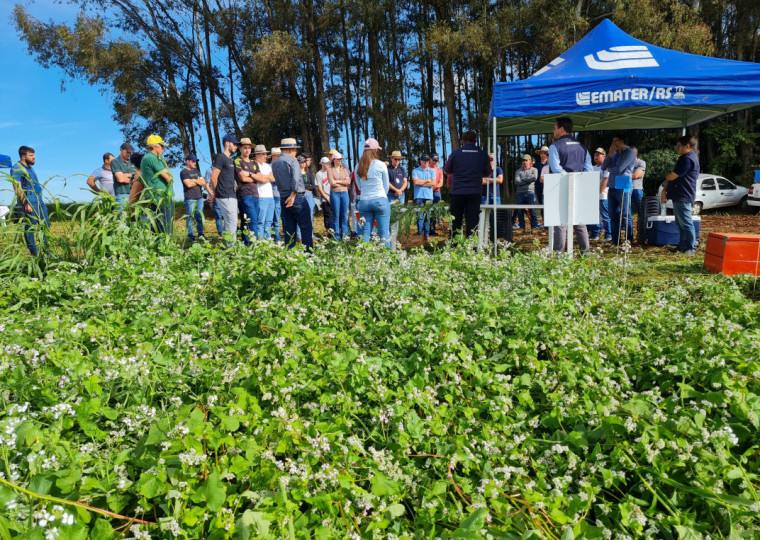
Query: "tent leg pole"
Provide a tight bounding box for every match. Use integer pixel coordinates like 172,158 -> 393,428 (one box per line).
493,117 -> 497,255
567,173 -> 575,258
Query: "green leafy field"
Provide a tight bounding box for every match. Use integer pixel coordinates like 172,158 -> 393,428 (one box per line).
1,235 -> 759,539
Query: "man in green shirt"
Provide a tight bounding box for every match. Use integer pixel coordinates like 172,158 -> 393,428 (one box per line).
111,142 -> 135,219
140,135 -> 174,234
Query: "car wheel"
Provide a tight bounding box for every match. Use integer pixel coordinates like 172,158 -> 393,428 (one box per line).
740,196 -> 748,210
692,202 -> 702,215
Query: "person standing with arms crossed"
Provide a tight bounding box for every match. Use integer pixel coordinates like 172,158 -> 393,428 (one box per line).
210,134 -> 241,246
548,117 -> 593,254
111,143 -> 135,219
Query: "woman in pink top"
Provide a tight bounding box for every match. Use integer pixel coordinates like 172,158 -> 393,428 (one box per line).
328,153 -> 351,239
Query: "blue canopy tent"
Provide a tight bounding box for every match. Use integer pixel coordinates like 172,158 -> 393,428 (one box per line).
488,18 -> 760,136
481,19 -> 760,253
0,154 -> 12,168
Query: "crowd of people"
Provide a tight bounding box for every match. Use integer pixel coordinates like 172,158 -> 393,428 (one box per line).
9,120 -> 700,256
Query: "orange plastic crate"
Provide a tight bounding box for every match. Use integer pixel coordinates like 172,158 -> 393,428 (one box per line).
704,233 -> 760,276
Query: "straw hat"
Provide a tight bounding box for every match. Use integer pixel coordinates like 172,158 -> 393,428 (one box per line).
239,137 -> 253,147
254,145 -> 268,155
279,138 -> 300,149
534,145 -> 550,154
390,151 -> 405,159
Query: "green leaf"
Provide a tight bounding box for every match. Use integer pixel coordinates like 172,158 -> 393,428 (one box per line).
385,503 -> 405,519
370,472 -> 401,496
675,526 -> 704,540
241,510 -> 271,535
201,470 -> 227,512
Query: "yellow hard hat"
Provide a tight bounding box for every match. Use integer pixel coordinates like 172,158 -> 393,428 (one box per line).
146,134 -> 168,147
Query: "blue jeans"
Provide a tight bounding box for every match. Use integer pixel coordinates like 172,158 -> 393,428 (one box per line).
414,198 -> 432,235
431,191 -> 442,232
272,197 -> 281,242
388,192 -> 405,205
297,192 -> 315,240
239,196 -> 259,245
212,199 -> 224,235
672,201 -> 695,252
608,188 -> 632,244
22,195 -> 50,256
516,192 -> 539,229
589,199 -> 612,238
256,198 -> 275,239
150,199 -> 174,236
184,199 -> 205,239
281,194 -> 313,252
115,193 -> 130,221
631,189 -> 644,217
358,197 -> 391,247
330,191 -> 350,239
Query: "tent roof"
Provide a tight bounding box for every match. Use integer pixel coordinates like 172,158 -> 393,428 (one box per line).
489,19 -> 760,135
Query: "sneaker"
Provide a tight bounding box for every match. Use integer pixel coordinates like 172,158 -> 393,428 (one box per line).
589,235 -> 600,241
512,224 -> 520,229
601,237 -> 612,242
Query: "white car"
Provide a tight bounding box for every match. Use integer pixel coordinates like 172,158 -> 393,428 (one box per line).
748,182 -> 760,212
658,174 -> 749,215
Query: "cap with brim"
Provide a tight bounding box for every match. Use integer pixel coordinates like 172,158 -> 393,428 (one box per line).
280,138 -> 301,149
146,134 -> 167,147
390,151 -> 405,159
186,154 -> 198,162
222,134 -> 241,145
297,155 -> 307,163
239,137 -> 253,147
431,154 -> 439,161
364,138 -> 382,150
328,148 -> 339,155
522,154 -> 532,161
534,145 -> 550,154
254,145 -> 269,155
120,142 -> 134,152
331,152 -> 343,160
320,157 -> 330,164
594,147 -> 606,155
419,154 -> 431,161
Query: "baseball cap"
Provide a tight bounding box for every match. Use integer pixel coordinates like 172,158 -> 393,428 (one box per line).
419,154 -> 431,161
522,154 -> 531,161
320,157 -> 330,164
146,134 -> 167,147
297,155 -> 307,163
364,138 -> 382,150
431,153 -> 439,161
331,152 -> 343,160
120,142 -> 134,152
222,134 -> 241,145
186,154 -> 198,162
594,147 -> 606,154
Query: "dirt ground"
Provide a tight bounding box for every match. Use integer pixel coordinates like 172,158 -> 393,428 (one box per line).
394,210 -> 760,256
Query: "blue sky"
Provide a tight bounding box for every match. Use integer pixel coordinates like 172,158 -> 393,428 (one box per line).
0,0 -> 190,205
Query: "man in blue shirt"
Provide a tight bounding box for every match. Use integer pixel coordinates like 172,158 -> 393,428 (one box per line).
412,154 -> 436,239
602,134 -> 636,245
661,135 -> 700,255
548,117 -> 593,254
11,146 -> 50,256
444,131 -> 492,238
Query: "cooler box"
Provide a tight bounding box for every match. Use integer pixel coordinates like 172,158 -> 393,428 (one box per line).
704,233 -> 760,276
646,215 -> 701,246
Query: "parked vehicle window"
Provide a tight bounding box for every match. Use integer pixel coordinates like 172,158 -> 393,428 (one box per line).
701,178 -> 716,190
716,178 -> 735,190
